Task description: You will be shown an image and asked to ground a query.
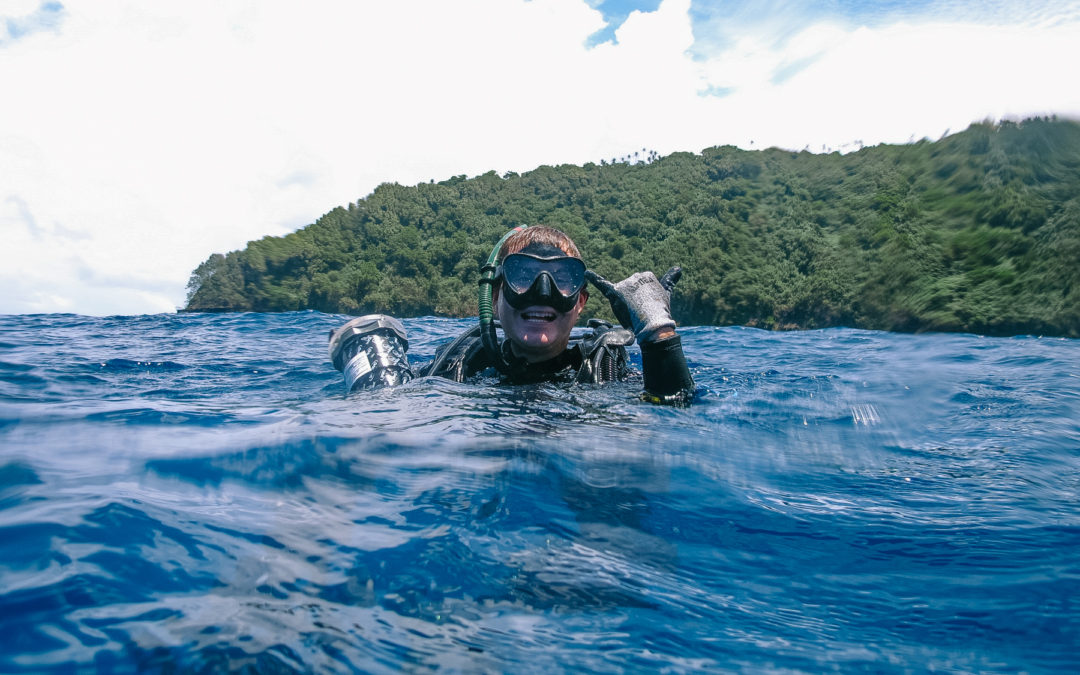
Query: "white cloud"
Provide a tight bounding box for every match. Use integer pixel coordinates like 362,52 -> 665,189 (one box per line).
0,0 -> 65,45
1,0 -> 1078,315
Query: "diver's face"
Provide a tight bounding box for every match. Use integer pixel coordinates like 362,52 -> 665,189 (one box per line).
495,287 -> 587,363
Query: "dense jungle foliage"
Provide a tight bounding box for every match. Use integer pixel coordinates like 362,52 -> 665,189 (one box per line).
186,118 -> 1080,337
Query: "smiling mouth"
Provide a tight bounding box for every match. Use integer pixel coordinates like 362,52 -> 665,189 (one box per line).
521,310 -> 556,322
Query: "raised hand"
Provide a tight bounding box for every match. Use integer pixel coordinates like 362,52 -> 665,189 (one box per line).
585,266 -> 682,343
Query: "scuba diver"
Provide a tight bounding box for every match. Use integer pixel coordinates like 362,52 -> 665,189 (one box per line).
328,225 -> 694,404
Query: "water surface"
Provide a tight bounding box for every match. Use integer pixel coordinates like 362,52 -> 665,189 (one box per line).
1,312 -> 1078,672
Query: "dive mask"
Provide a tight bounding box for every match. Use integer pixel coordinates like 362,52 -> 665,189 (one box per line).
497,252 -> 586,313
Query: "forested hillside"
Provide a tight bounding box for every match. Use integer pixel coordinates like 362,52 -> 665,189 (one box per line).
185,118 -> 1080,337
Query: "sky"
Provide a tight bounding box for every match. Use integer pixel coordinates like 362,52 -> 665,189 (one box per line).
2,0 -> 1079,316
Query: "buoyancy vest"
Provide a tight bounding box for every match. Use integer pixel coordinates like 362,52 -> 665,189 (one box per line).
417,319 -> 635,386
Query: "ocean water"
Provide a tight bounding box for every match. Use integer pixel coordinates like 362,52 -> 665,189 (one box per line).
1,311 -> 1078,673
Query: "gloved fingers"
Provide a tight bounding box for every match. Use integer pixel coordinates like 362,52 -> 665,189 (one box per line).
658,266 -> 683,293
586,270 -> 634,329
585,270 -> 618,299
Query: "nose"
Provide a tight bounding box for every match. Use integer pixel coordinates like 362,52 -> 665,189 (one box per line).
534,272 -> 554,298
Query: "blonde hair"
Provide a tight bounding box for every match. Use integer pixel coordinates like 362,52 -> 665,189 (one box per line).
498,226 -> 581,262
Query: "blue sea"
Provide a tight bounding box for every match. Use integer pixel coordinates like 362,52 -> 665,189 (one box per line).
1,311 -> 1078,673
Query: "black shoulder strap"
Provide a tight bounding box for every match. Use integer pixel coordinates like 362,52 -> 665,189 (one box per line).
418,325 -> 487,382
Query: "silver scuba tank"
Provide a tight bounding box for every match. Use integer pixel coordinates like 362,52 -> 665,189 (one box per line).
328,315 -> 413,392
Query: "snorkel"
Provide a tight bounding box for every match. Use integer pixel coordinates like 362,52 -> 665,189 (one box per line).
477,225 -> 527,374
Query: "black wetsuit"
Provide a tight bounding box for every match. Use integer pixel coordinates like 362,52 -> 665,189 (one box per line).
417,319 -> 694,403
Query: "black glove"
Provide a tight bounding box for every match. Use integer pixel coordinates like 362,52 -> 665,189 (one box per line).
585,267 -> 681,343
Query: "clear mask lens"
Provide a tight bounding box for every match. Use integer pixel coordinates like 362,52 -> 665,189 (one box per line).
500,254 -> 585,297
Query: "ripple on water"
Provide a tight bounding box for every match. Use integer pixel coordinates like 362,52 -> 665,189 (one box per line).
0,313 -> 1078,672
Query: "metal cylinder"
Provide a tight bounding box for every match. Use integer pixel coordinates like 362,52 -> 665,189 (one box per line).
328,315 -> 413,392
